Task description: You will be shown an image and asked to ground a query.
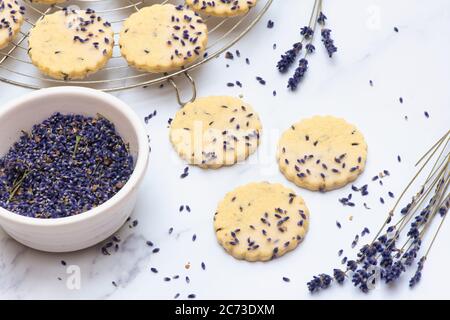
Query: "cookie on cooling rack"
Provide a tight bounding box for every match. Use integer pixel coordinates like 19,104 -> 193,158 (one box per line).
214,182 -> 310,262
0,0 -> 25,50
169,96 -> 262,169
277,116 -> 368,192
186,0 -> 257,17
119,4 -> 208,73
28,8 -> 114,80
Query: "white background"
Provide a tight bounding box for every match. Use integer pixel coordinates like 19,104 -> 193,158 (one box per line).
0,0 -> 449,299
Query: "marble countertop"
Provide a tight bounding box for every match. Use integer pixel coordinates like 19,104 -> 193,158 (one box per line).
0,0 -> 449,300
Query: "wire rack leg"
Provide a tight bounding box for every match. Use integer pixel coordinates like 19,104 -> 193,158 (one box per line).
168,72 -> 197,107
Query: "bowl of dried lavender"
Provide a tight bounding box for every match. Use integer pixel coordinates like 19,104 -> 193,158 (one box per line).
0,87 -> 149,252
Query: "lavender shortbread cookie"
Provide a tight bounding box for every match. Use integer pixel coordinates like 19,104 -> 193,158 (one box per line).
120,4 -> 208,73
214,182 -> 310,262
28,8 -> 114,80
186,0 -> 257,17
0,0 -> 25,49
277,116 -> 368,192
169,96 -> 262,169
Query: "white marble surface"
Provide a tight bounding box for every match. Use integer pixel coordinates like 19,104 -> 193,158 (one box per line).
0,0 -> 449,300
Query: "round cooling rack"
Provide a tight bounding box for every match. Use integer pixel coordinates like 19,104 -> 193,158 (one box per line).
0,0 -> 273,95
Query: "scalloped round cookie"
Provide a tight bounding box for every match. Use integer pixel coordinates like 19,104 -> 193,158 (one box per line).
120,4 -> 208,73
186,0 -> 257,17
169,96 -> 262,169
277,116 -> 368,192
28,8 -> 114,80
0,0 -> 25,50
214,182 -> 310,262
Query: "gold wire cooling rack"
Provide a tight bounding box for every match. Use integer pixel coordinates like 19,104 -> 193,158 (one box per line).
0,0 -> 273,102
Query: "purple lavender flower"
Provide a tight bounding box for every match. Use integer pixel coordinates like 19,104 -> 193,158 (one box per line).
347,260 -> 358,272
409,257 -> 426,287
287,58 -> 308,90
439,199 -> 449,216
333,269 -> 346,284
317,12 -> 327,25
305,43 -> 315,53
276,42 -> 302,73
381,261 -> 405,284
321,28 -> 337,58
403,240 -> 421,266
300,26 -> 314,39
351,269 -> 371,293
307,273 -> 333,292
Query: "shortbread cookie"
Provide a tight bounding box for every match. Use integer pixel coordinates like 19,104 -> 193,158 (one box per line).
28,8 -> 114,80
170,96 -> 262,169
0,0 -> 25,50
120,4 -> 208,73
277,116 -> 367,192
186,0 -> 257,17
214,182 -> 309,262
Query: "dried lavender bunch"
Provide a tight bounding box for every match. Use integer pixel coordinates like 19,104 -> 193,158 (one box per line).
276,0 -> 338,90
307,131 -> 450,293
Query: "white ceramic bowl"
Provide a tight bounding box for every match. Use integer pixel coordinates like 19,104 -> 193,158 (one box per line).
0,87 -> 149,252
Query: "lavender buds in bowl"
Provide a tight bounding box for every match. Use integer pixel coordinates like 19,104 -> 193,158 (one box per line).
0,87 -> 149,252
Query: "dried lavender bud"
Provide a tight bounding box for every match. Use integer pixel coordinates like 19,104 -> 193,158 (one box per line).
0,113 -> 133,218
317,12 -> 327,25
321,28 -> 337,58
276,42 -> 302,73
305,43 -> 315,53
307,273 -> 333,292
333,269 -> 346,284
300,26 -> 314,39
287,58 -> 308,90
